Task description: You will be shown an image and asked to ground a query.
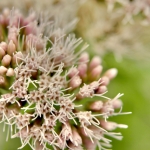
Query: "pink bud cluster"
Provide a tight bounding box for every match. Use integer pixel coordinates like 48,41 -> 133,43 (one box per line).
0,8 -> 130,150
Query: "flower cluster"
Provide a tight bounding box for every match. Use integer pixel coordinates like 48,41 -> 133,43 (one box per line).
77,0 -> 150,61
106,0 -> 150,25
0,8 -> 129,150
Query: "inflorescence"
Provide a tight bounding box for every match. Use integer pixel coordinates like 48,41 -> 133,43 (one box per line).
0,8 -> 130,150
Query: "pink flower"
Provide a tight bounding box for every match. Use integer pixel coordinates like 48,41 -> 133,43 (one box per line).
0,8 -> 131,150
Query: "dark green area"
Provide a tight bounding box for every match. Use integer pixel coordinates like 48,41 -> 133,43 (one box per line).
102,53 -> 150,150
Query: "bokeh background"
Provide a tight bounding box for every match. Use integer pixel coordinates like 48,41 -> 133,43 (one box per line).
0,0 -> 150,150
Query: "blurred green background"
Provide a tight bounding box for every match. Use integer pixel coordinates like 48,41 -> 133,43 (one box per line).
103,53 -> 150,150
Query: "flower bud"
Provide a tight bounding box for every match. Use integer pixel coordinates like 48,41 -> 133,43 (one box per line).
0,75 -> 5,85
2,54 -> 12,67
0,8 -> 9,25
24,12 -> 36,25
6,68 -> 15,77
101,76 -> 110,85
0,47 -> 6,60
72,128 -> 82,146
101,120 -> 128,131
12,52 -> 23,65
90,65 -> 103,80
90,101 -> 103,111
69,76 -> 82,89
83,137 -> 97,150
79,52 -> 89,63
8,33 -> 18,46
89,56 -> 101,70
68,67 -> 78,78
3,8 -> 10,18
0,66 -> 7,75
7,40 -> 16,55
0,15 -> 4,25
78,63 -> 87,78
96,85 -> 107,94
112,99 -> 123,109
103,68 -> 118,80
0,42 -> 7,52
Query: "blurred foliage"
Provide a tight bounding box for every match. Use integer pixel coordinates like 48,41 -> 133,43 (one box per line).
103,53 -> 150,150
